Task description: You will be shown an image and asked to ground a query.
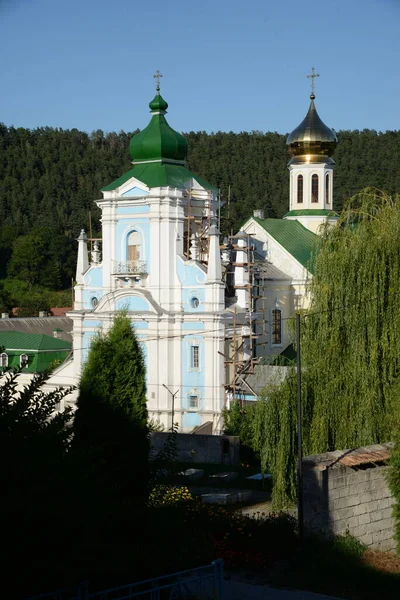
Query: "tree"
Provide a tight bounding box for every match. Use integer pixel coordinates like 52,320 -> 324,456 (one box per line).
0,369 -> 74,596
254,189 -> 400,508
72,313 -> 149,511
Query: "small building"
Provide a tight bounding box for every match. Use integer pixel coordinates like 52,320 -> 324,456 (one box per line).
0,332 -> 72,373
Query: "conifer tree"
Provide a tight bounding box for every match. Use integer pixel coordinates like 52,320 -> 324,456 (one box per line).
73,312 -> 149,510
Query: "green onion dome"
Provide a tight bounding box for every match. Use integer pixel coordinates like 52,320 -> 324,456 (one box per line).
287,94 -> 337,163
129,94 -> 188,163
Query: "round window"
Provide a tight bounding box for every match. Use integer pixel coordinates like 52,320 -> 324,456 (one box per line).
190,297 -> 200,308
91,297 -> 99,309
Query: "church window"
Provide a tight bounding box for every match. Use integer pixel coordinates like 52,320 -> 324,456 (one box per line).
91,297 -> 98,309
297,175 -> 303,203
271,309 -> 282,346
190,296 -> 200,308
0,353 -> 8,368
189,394 -> 199,409
311,174 -> 319,203
191,345 -> 200,369
20,354 -> 28,368
325,173 -> 330,204
128,231 -> 141,262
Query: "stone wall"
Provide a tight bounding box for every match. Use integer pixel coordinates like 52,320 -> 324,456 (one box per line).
303,443 -> 396,552
150,432 -> 240,465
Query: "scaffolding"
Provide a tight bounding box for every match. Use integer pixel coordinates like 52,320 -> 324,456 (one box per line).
220,233 -> 257,403
183,188 -> 274,405
184,187 -> 214,264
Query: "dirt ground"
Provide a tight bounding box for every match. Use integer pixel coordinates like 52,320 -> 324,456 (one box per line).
362,549 -> 400,573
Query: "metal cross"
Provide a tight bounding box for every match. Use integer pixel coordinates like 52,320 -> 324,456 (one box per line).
307,67 -> 320,97
153,70 -> 163,93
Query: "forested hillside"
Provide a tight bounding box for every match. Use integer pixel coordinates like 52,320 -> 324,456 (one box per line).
0,124 -> 399,313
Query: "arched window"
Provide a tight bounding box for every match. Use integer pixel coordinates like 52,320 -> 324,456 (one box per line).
297,175 -> 303,204
128,231 -> 141,263
271,309 -> 282,346
311,174 -> 319,203
20,354 -> 28,368
325,173 -> 330,204
0,353 -> 8,368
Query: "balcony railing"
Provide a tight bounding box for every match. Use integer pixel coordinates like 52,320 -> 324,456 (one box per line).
112,260 -> 148,275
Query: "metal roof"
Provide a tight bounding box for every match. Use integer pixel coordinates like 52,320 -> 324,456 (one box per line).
252,216 -> 318,272
101,162 -> 217,193
0,317 -> 72,343
0,331 -> 72,351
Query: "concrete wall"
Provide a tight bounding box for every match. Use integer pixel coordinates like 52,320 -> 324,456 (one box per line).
150,432 -> 240,465
303,445 -> 396,552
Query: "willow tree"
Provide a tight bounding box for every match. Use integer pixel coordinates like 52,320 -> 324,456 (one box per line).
254,189 -> 400,508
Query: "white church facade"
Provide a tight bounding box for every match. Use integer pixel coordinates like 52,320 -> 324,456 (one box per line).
49,72 -> 338,430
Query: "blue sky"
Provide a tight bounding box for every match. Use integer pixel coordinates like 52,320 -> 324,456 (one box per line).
1,0 -> 399,134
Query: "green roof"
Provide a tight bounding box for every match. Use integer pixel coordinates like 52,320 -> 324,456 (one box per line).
0,332 -> 72,373
102,91 -> 216,194
0,331 -> 71,351
252,216 -> 318,271
129,97 -> 188,163
101,162 -> 217,193
284,209 -> 339,217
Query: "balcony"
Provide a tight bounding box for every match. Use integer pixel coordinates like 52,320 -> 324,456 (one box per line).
112,260 -> 148,276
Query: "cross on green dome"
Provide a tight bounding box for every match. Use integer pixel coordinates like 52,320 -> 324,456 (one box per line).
129,82 -> 188,163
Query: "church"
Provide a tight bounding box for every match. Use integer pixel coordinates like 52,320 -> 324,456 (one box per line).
51,70 -> 338,432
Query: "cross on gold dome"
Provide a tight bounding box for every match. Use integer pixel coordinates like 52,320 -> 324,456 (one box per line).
307,67 -> 320,98
153,70 -> 163,94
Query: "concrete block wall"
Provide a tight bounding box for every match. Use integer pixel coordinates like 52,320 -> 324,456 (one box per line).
303,446 -> 396,552
150,432 -> 240,465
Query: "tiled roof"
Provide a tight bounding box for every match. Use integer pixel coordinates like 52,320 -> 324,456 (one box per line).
252,217 -> 318,272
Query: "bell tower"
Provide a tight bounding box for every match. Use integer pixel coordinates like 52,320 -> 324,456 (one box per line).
285,68 -> 338,234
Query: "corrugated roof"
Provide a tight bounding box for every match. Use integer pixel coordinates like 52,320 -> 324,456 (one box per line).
252,216 -> 318,272
101,162 -> 217,192
0,331 -> 72,351
0,317 -> 72,342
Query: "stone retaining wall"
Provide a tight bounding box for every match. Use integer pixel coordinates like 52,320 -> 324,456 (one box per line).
303,443 -> 396,551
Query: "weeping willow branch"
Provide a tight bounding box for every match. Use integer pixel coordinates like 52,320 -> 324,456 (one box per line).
254,189 -> 400,508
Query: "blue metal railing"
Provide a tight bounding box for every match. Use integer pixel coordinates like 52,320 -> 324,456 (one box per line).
25,560 -> 223,600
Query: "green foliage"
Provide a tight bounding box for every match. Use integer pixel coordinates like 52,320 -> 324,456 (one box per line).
73,312 -> 149,508
387,383 -> 400,551
1,124 -> 400,294
254,371 -> 298,508
223,401 -> 257,448
148,417 -> 165,432
1,370 -> 75,597
332,533 -> 365,559
0,369 -> 73,463
255,190 -> 400,507
223,401 -> 259,464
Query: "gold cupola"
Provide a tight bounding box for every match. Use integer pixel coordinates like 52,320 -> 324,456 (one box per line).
287,71 -> 337,165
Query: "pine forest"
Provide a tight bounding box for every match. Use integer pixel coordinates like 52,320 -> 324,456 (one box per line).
0,123 -> 400,313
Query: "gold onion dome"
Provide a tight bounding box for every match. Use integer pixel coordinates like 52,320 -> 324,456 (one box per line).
286,93 -> 337,164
